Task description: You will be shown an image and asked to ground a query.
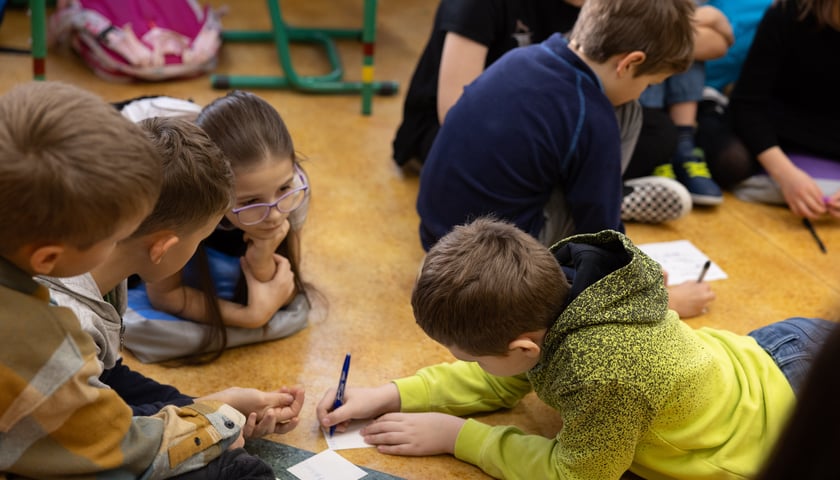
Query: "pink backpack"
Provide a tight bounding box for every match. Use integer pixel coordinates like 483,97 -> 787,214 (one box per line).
49,0 -> 222,82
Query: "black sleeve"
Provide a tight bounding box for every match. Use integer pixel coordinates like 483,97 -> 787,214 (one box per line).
728,2 -> 791,157
100,358 -> 194,416
437,0 -> 504,47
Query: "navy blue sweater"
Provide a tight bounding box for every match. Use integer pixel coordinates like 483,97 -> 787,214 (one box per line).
417,33 -> 624,251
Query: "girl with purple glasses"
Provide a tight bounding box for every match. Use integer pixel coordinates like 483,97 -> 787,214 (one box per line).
137,90 -> 313,364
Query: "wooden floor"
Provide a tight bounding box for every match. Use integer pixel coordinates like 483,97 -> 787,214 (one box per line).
1,1 -> 838,479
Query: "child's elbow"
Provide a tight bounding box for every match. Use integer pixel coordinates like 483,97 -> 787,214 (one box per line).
146,287 -> 183,315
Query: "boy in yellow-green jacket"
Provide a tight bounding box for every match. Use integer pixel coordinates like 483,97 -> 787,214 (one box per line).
318,218 -> 834,479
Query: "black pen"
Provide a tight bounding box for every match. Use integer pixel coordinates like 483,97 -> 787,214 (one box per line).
697,260 -> 711,283
802,218 -> 827,254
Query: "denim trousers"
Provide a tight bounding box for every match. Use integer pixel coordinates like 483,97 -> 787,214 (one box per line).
639,62 -> 706,108
748,317 -> 837,395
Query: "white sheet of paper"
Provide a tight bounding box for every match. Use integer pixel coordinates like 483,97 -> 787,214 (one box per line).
637,240 -> 727,285
287,449 -> 367,480
323,421 -> 374,450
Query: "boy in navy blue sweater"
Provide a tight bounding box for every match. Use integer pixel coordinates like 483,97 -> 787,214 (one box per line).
417,0 -> 714,318
418,0 -> 695,249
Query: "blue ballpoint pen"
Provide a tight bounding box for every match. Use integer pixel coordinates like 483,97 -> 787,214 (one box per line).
329,353 -> 352,437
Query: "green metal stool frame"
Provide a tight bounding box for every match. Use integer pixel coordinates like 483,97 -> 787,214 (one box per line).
211,0 -> 398,115
27,0 -> 47,80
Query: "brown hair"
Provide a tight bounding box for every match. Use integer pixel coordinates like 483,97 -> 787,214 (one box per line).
132,117 -> 234,238
196,90 -> 307,300
569,0 -> 696,76
412,217 -> 570,356
0,81 -> 161,255
781,0 -> 840,29
179,90 -> 310,363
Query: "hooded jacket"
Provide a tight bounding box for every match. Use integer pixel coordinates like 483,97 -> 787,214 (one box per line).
394,230 -> 794,480
37,273 -> 124,373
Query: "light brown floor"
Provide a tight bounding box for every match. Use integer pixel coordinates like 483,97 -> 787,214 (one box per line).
2,1 -> 839,479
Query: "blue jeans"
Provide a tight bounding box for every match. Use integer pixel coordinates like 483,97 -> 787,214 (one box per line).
639,62 -> 706,108
748,317 -> 837,395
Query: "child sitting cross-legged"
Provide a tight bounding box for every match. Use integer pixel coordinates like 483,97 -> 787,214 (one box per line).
317,217 -> 835,480
39,116 -> 304,437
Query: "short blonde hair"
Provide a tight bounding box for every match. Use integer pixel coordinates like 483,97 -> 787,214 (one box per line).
0,82 -> 161,254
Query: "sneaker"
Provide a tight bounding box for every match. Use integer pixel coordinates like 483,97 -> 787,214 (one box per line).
673,148 -> 723,206
652,163 -> 677,179
621,176 -> 692,223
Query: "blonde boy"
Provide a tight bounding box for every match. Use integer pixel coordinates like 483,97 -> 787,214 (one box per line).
0,82 -> 246,478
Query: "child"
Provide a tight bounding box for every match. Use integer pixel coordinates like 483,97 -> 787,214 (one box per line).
633,4 -> 733,206
392,0 -> 584,172
39,116 -> 304,436
694,0 -> 774,190
0,81 -> 269,478
317,217 -> 835,479
394,0 -> 691,226
416,0 -> 714,318
130,90 -> 311,363
710,0 -> 840,219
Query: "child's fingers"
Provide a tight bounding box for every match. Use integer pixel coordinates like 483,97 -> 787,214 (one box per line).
242,412 -> 258,439
251,410 -> 277,438
263,390 -> 295,407
274,416 -> 300,434
315,388 -> 338,420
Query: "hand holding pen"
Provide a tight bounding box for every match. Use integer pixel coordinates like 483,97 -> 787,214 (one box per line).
329,353 -> 352,437
697,260 -> 711,283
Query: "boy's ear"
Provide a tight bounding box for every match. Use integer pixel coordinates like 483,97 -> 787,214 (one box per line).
508,333 -> 543,358
29,245 -> 66,275
148,233 -> 180,265
616,51 -> 646,77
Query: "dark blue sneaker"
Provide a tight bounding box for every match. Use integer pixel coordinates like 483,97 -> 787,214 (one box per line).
674,148 -> 723,206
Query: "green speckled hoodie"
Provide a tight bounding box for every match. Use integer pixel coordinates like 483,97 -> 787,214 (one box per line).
395,230 -> 794,480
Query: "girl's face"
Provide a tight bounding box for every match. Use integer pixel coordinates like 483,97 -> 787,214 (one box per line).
225,156 -> 304,236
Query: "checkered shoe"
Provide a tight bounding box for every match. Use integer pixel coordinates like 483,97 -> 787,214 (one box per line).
621,176 -> 692,223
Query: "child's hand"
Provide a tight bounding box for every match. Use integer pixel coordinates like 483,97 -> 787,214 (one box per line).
316,384 -> 401,434
242,218 -> 292,282
201,386 -> 305,438
228,430 -> 246,451
241,386 -> 305,438
239,254 -> 296,327
774,167 -> 827,219
667,280 -> 716,319
361,412 -> 466,456
826,192 -> 840,218
243,219 -> 291,257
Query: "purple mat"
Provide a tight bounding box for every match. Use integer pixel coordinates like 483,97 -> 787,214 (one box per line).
789,152 -> 840,181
